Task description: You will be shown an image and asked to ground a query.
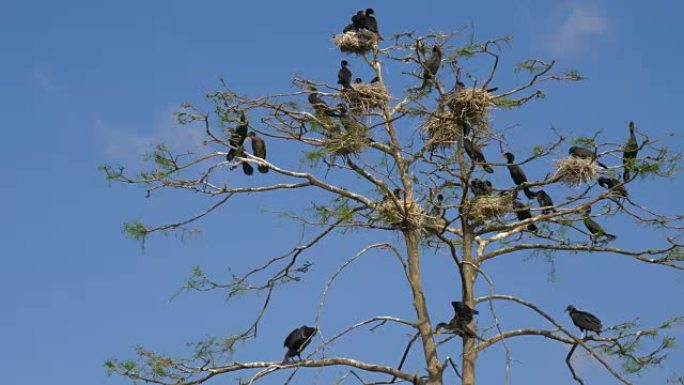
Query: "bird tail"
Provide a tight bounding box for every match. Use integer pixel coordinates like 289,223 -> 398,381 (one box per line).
227,149 -> 236,161
258,165 -> 269,174
604,233 -> 617,242
242,162 -> 254,176
283,351 -> 292,364
623,169 -> 631,182
527,223 -> 538,232
523,187 -> 536,199
482,164 -> 494,173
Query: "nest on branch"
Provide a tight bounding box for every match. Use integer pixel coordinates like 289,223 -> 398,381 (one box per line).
553,157 -> 600,187
377,198 -> 424,229
323,124 -> 370,157
446,87 -> 496,131
333,30 -> 379,54
463,195 -> 511,223
342,82 -> 390,114
422,110 -> 464,149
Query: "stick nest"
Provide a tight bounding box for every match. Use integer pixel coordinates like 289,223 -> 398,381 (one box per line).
377,198 -> 424,229
333,30 -> 379,54
421,110 -> 463,149
463,195 -> 511,223
553,157 -> 599,187
323,124 -> 370,157
343,83 -> 390,114
446,88 -> 496,130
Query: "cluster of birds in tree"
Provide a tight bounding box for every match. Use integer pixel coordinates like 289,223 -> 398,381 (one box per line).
229,8 -> 641,353
460,121 -> 639,244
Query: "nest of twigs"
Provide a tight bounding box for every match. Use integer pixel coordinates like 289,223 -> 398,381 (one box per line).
422,110 -> 462,149
333,30 -> 379,54
377,198 -> 424,229
463,195 -> 511,223
446,88 -> 496,131
553,157 -> 599,187
323,124 -> 369,156
343,83 -> 390,114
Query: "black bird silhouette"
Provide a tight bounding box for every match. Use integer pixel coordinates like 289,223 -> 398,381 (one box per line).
566,305 -> 602,336
623,121 -> 639,181
470,179 -> 492,196
248,132 -> 268,173
582,206 -> 616,244
535,189 -> 556,214
227,112 -> 249,162
370,76 -> 380,84
352,10 -> 366,31
240,150 -> 254,175
503,152 -> 535,199
512,198 -> 537,232
354,77 -> 363,84
435,301 -> 479,339
598,176 -> 628,199
363,8 -> 379,34
464,138 -> 494,173
283,326 -> 317,362
569,146 -> 608,169
337,60 -> 352,90
307,86 -> 340,117
421,45 -> 442,89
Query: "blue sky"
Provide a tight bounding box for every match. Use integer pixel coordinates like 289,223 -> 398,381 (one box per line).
1,1 -> 683,384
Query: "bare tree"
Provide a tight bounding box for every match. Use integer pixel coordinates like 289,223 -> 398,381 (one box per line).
102,15 -> 683,385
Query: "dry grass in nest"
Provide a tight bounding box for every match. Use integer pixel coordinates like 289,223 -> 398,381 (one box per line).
447,88 -> 496,131
421,111 -> 462,149
333,30 -> 378,54
377,198 -> 424,229
553,157 -> 599,187
323,125 -> 369,157
343,83 -> 390,114
464,195 -> 511,223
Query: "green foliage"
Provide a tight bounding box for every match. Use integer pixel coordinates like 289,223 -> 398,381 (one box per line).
565,69 -> 585,81
122,221 -> 148,241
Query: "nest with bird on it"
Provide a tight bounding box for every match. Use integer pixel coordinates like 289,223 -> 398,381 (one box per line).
463,195 -> 511,224
342,82 -> 390,114
446,87 -> 496,132
333,30 -> 379,54
553,157 -> 600,187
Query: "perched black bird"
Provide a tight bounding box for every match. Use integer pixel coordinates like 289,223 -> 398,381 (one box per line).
421,45 -> 442,89
512,198 -> 537,232
569,146 -> 608,169
503,152 -> 535,199
227,112 -> 249,162
598,176 -> 628,199
582,206 -> 616,244
307,86 -> 340,117
363,8 -> 379,34
354,77 -> 363,84
470,178 -> 492,196
566,305 -> 602,336
235,149 -> 253,175
435,301 -> 479,339
430,194 -> 444,217
248,132 -> 268,174
370,76 -> 380,84
464,138 -> 494,173
623,121 -> 639,181
535,189 -> 556,214
393,188 -> 404,200
352,10 -> 366,31
337,60 -> 352,90
283,326 -> 317,362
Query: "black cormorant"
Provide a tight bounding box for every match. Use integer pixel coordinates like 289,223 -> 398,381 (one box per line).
503,152 -> 535,199
370,76 -> 380,84
227,112 -> 249,162
248,132 -> 268,174
352,10 -> 366,31
307,86 -> 339,117
535,189 -> 556,214
623,121 -> 638,181
283,326 -> 317,362
582,206 -> 616,244
464,138 -> 494,173
421,45 -> 442,89
435,301 -> 479,339
566,305 -> 602,336
598,176 -> 628,199
569,146 -> 608,169
338,60 -> 352,90
512,198 -> 537,232
470,179 -> 492,196
363,8 -> 379,34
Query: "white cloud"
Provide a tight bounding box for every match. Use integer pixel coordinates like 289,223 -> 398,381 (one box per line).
95,105 -> 206,166
547,3 -> 608,57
